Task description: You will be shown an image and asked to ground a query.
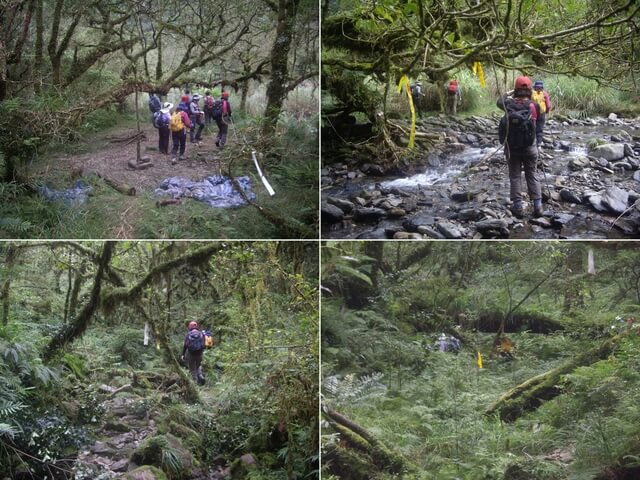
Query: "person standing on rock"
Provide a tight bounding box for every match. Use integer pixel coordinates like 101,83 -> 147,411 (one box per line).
181,321 -> 206,385
497,76 -> 543,218
410,81 -> 424,119
189,93 -> 205,144
445,79 -> 462,115
213,91 -> 232,149
531,80 -> 552,147
169,103 -> 192,165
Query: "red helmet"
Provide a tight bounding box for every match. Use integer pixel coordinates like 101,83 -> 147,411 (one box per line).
221,91 -> 229,99
188,321 -> 198,330
514,76 -> 532,90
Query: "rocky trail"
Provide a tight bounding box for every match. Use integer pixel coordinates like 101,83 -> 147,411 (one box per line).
322,113 -> 640,239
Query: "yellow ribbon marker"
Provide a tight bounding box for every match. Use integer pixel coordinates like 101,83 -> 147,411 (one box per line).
472,62 -> 486,88
477,351 -> 484,369
397,75 -> 416,149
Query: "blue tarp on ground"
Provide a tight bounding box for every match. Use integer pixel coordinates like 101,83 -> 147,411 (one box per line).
154,175 -> 256,208
39,180 -> 91,205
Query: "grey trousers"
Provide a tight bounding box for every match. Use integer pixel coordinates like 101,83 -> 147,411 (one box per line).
185,350 -> 204,383
536,113 -> 546,145
507,145 -> 541,203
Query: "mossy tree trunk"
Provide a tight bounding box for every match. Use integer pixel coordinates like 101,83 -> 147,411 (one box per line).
486,333 -> 626,422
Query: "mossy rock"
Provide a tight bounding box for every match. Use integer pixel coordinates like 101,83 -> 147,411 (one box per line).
125,465 -> 168,480
587,138 -> 607,151
230,453 -> 258,479
130,433 -> 194,479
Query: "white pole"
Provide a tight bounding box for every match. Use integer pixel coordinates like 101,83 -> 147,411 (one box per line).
252,150 -> 276,196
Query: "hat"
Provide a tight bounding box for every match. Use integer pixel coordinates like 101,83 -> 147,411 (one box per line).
533,80 -> 543,89
221,91 -> 229,99
416,81 -> 422,86
161,102 -> 173,114
192,93 -> 201,101
181,95 -> 189,102
514,76 -> 532,90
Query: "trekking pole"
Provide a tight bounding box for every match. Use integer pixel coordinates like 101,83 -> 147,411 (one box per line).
538,146 -> 552,201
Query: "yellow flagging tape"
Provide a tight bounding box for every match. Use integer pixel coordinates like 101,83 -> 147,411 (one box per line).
472,62 -> 486,88
397,75 -> 416,149
477,351 -> 484,369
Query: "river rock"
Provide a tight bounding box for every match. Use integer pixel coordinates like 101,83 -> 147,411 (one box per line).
601,186 -> 629,214
327,197 -> 354,213
458,208 -> 482,221
401,198 -> 418,212
403,213 -> 435,232
552,213 -> 576,227
613,161 -> 633,171
474,219 -> 509,237
321,202 -> 344,223
355,228 -> 388,239
587,194 -> 608,213
451,190 -> 477,202
353,196 -> 367,207
361,164 -> 385,176
624,144 -> 635,157
633,171 -> 640,182
560,189 -> 582,204
591,144 -> 625,161
530,217 -> 552,228
559,140 -> 571,151
427,154 -> 441,167
569,156 -> 590,170
111,459 -> 129,472
417,225 -> 445,239
353,207 -> 386,222
321,176 -> 332,186
393,232 -> 423,239
386,208 -> 406,218
436,221 -> 463,239
618,130 -> 633,142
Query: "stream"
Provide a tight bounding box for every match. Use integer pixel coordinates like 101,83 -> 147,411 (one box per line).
322,114 -> 640,239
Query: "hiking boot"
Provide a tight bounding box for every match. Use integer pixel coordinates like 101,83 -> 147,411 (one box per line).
215,140 -> 220,147
511,203 -> 525,219
171,157 -> 177,165
533,205 -> 544,217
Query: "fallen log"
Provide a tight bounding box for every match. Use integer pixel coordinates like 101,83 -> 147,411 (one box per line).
156,199 -> 181,207
486,333 -> 625,422
94,172 -> 137,196
322,404 -> 415,477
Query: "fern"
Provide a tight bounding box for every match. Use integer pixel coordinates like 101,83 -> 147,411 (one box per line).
0,422 -> 18,439
324,372 -> 387,401
0,399 -> 25,417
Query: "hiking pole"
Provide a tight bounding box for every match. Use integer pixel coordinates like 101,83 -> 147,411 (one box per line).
252,150 -> 276,197
538,146 -> 552,202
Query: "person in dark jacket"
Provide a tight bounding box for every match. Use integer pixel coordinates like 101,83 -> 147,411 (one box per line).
203,91 -> 215,126
189,93 -> 205,143
215,91 -> 232,149
181,321 -> 205,385
157,102 -> 172,154
531,80 -> 552,146
497,76 -> 543,218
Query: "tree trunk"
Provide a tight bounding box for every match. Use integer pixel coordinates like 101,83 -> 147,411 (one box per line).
363,242 -> 384,289
261,0 -> 299,137
0,38 -> 7,101
486,333 -> 626,422
43,242 -> 115,361
33,0 -> 43,93
1,245 -> 20,325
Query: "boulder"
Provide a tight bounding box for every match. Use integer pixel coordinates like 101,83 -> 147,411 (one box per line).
125,466 -> 168,480
569,156 -> 590,170
608,113 -> 618,121
417,225 -> 445,239
386,208 -> 406,218
591,144 -> 625,161
321,203 -> 344,223
130,434 -> 193,478
530,217 -> 552,228
551,213 -> 576,227
458,208 -> 483,222
560,189 -> 582,204
474,219 -> 509,237
450,190 -> 478,202
436,221 -> 463,239
353,207 -> 386,222
327,197 -> 354,213
403,213 -> 435,232
601,186 -> 629,214
618,130 -> 633,142
355,228 -> 389,239
624,144 -> 635,157
633,171 -> 640,182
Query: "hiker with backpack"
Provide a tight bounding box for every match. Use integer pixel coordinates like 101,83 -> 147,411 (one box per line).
497,76 -> 543,218
203,91 -> 215,126
531,80 -> 552,146
213,91 -> 232,149
445,80 -> 462,115
181,321 -> 206,385
189,93 -> 205,144
148,93 -> 161,123
169,102 -> 192,165
153,102 -> 173,154
410,81 -> 424,119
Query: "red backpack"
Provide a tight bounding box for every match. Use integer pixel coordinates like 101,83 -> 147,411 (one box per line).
448,81 -> 458,94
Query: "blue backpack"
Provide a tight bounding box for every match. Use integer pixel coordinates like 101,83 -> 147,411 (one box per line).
186,329 -> 205,352
153,112 -> 170,129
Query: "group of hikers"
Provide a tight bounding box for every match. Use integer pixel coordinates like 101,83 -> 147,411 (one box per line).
410,75 -> 553,220
148,88 -> 232,165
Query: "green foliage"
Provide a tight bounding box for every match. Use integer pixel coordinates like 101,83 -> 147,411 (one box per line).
111,327 -> 146,368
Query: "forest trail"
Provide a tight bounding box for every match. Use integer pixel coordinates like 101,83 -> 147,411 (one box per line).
42,123 -> 233,192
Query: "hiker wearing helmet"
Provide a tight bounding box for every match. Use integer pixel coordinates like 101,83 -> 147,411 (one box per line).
181,321 -> 206,385
213,91 -> 232,149
497,76 -> 543,219
445,79 -> 462,115
532,80 -> 552,146
189,93 -> 205,144
154,102 -> 173,154
169,102 -> 192,164
410,81 -> 424,119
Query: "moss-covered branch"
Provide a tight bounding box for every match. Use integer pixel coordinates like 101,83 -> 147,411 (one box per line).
486,333 -> 626,422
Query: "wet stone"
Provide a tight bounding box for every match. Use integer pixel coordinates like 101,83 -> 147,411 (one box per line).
355,228 -> 388,239
327,197 -> 354,213
386,208 -> 407,217
451,190 -> 477,202
353,207 -> 386,222
403,213 -> 435,232
552,213 -> 576,227
560,189 -> 582,204
321,202 -> 344,223
530,217 -> 552,228
601,186 -> 629,214
458,208 -> 482,222
417,225 -> 445,239
633,171 -> 640,182
393,232 -> 423,239
436,221 -> 463,239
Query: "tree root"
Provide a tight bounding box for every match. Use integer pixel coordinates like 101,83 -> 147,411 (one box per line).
486,333 -> 625,422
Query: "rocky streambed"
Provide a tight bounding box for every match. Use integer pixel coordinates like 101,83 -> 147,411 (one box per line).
321,113 -> 640,239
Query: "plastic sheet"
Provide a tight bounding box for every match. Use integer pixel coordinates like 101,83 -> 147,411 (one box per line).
154,175 -> 256,208
39,180 -> 91,205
